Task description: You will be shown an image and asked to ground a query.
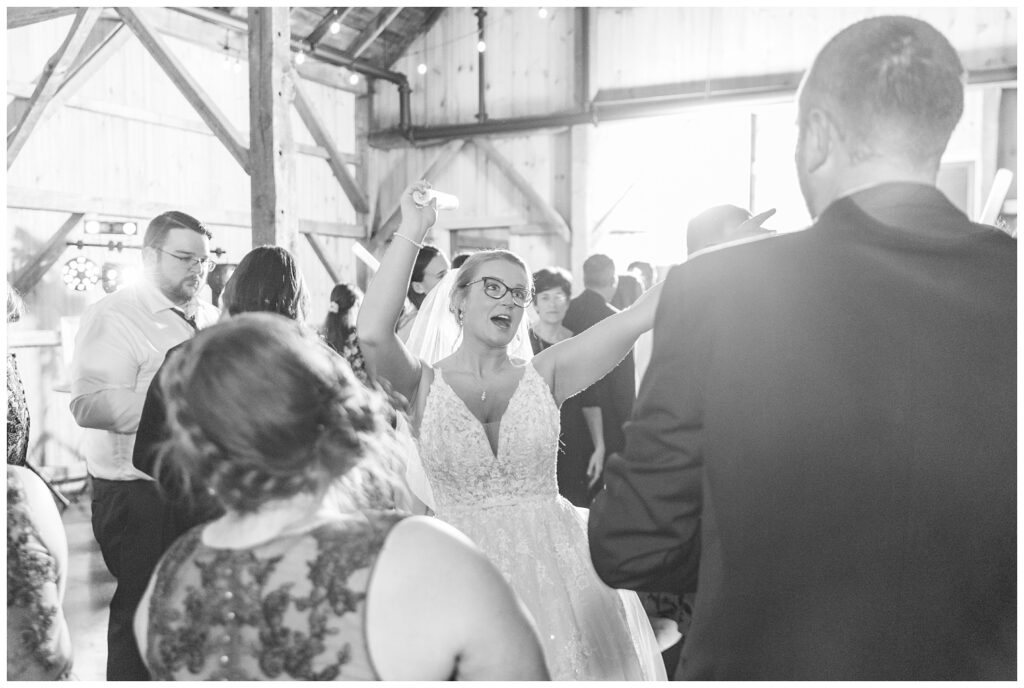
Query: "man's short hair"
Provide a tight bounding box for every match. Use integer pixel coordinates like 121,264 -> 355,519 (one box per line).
533,267 -> 573,299
627,261 -> 654,289
582,254 -> 616,289
798,15 -> 964,167
143,211 -> 212,248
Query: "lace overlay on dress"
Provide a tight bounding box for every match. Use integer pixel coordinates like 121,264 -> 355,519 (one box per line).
7,466 -> 72,680
416,363 -> 664,680
144,511 -> 404,681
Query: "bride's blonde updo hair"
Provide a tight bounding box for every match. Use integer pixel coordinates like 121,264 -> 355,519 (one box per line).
448,249 -> 533,321
157,312 -> 402,514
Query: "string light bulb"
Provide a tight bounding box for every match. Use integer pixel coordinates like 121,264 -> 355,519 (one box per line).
538,7 -> 549,19
417,63 -> 427,75
348,72 -> 359,85
477,40 -> 486,53
329,20 -> 341,34
295,51 -> 306,65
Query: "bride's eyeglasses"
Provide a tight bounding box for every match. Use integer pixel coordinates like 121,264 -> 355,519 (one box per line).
466,276 -> 534,308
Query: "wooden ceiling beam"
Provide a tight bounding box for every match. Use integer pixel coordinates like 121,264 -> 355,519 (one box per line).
384,7 -> 445,69
304,7 -> 353,50
115,7 -> 251,175
470,138 -> 571,242
348,7 -> 403,60
292,75 -> 370,214
11,213 -> 84,294
7,7 -> 103,169
7,7 -> 78,29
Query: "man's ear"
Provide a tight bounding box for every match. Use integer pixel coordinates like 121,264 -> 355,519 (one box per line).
411,281 -> 426,295
801,108 -> 837,176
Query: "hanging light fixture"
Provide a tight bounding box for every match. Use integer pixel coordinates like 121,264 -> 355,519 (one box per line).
62,256 -> 100,292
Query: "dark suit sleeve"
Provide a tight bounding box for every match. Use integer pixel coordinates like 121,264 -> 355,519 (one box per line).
132,355 -> 171,477
588,265 -> 704,594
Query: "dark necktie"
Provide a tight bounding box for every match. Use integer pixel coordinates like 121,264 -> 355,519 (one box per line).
170,308 -> 198,333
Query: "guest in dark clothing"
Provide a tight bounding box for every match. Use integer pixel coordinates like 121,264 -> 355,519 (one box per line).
591,16 -> 1015,680
686,204 -> 776,257
611,273 -> 644,310
562,254 -> 636,502
322,283 -> 369,386
528,267 -> 591,506
127,246 -> 312,676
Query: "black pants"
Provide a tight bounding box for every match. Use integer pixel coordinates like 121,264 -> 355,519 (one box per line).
90,478 -> 175,681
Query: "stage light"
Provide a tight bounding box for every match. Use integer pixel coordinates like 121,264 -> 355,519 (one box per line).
122,221 -> 138,236
330,20 -> 341,34
417,63 -> 427,75
62,257 -> 100,292
84,219 -> 101,234
477,40 -> 486,53
538,8 -> 549,19
295,51 -> 306,65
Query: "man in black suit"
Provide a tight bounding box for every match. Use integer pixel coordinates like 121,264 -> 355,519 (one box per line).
562,254 -> 636,503
589,16 -> 1015,680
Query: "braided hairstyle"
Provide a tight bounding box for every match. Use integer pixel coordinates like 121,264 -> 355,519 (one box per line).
156,313 -> 403,514
322,282 -> 362,353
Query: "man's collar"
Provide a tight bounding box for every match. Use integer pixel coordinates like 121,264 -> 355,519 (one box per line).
135,280 -> 189,316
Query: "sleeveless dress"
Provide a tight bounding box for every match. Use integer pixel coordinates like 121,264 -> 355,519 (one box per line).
142,511 -> 404,680
7,466 -> 73,680
417,363 -> 666,680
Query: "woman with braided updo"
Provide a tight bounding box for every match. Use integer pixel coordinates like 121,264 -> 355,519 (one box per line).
133,313 -> 546,681
322,282 -> 369,386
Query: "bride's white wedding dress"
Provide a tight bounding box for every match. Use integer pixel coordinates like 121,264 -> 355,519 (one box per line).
415,361 -> 666,680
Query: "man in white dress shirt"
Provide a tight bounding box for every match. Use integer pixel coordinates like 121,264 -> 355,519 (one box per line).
70,211 -> 219,680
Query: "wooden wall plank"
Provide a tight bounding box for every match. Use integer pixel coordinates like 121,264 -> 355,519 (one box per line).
7,7 -> 78,30
8,8 -> 102,168
116,6 -> 251,174
292,75 -> 369,213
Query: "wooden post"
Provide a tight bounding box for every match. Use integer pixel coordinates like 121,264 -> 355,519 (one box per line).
569,125 -> 591,292
248,7 -> 297,250
7,7 -> 102,168
12,213 -> 84,294
303,234 -> 341,283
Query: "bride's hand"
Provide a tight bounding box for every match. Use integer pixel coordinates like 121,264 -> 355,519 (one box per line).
399,180 -> 439,239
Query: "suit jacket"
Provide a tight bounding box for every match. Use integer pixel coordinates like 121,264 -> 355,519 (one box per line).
563,289 -> 636,455
589,183 -> 1016,680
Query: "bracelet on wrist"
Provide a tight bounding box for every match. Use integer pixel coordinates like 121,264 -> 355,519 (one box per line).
392,232 -> 423,249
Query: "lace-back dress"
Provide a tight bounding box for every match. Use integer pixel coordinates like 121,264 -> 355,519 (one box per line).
418,363 -> 665,680
142,511 -> 404,681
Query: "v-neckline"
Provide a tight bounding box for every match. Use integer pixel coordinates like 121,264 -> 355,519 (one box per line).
434,364 -> 531,461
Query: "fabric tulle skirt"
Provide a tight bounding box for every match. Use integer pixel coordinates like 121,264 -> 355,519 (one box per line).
439,494 -> 666,681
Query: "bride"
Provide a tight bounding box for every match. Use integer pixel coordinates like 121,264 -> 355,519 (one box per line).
358,181 -> 666,680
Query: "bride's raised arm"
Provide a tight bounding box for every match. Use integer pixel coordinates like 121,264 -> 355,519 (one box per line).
357,181 -> 438,403
533,281 -> 663,407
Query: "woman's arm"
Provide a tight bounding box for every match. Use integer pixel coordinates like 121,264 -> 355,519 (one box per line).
367,516 -> 549,680
356,181 -> 438,402
535,281 -> 663,406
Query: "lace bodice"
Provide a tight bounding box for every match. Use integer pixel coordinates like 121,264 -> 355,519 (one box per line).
417,363 -> 560,513
143,511 -> 404,681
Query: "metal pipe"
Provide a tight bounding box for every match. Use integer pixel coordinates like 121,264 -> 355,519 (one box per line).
474,7 -> 487,122
372,65 -> 1017,145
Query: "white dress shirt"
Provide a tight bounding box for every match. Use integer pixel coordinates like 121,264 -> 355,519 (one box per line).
70,281 -> 219,481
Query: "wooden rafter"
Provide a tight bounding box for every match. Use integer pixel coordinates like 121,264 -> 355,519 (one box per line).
11,213 -> 84,294
7,7 -> 103,169
7,7 -> 78,30
374,138 -> 467,245
384,7 -> 445,69
115,6 -> 250,174
248,7 -> 297,250
291,75 -> 370,214
303,234 -> 341,283
304,7 -> 353,49
8,19 -> 131,139
348,7 -> 403,59
470,138 -> 571,242
7,186 -> 363,238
